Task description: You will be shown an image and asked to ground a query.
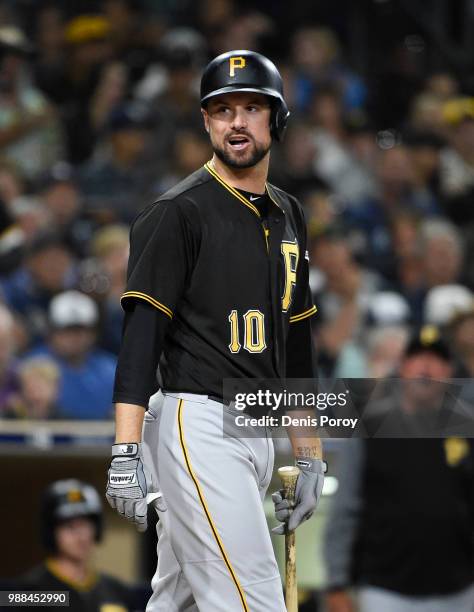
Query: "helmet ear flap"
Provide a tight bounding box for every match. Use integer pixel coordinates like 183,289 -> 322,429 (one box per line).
271,99 -> 290,142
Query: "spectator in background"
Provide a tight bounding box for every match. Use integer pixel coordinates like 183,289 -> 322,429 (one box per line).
424,72 -> 459,101
365,325 -> 410,378
324,329 -> 474,612
27,290 -> 116,420
1,233 -> 77,343
154,129 -> 211,194
0,303 -> 19,416
421,218 -> 464,289
88,60 -> 128,137
0,26 -> 64,181
0,196 -> 25,275
440,97 -> 474,226
270,120 -> 328,199
9,195 -> 51,243
347,145 -> 439,278
143,28 -> 205,169
80,104 -> 156,222
0,159 -> 25,207
309,87 -> 377,205
291,27 -> 366,114
448,307 -> 474,377
4,356 -> 60,419
59,15 -> 114,162
102,0 -> 156,86
79,224 -> 129,354
410,93 -> 447,136
18,480 -> 137,611
423,284 -> 473,328
33,3 -> 66,104
404,130 -> 444,212
37,161 -> 96,258
311,228 -> 382,376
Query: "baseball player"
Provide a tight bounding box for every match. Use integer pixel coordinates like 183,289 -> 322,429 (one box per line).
106,50 -> 325,611
19,479 -> 135,611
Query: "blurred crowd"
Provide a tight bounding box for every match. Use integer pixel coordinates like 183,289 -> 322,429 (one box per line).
0,0 -> 473,421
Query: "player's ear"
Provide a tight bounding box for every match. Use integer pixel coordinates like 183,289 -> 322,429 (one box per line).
201,108 -> 210,133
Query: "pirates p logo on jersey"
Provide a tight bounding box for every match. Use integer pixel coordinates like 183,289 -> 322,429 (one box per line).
229,56 -> 246,77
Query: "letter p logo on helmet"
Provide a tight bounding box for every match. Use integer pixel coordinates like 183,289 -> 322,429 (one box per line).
229,56 -> 246,77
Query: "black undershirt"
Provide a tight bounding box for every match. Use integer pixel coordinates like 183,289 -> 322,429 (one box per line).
113,189 -> 315,408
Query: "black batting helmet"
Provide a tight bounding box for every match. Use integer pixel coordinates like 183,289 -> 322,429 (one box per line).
200,50 -> 290,141
41,479 -> 103,552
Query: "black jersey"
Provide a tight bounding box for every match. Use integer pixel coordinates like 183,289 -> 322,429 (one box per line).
121,162 -> 316,398
19,561 -> 134,611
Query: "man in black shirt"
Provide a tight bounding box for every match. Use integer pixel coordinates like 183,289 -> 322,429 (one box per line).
106,50 -> 325,611
19,480 -> 135,612
324,329 -> 474,612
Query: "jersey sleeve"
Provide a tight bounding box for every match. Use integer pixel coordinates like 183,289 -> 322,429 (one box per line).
121,199 -> 194,318
289,203 -> 317,324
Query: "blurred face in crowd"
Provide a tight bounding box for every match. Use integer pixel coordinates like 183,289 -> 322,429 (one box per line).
451,119 -> 474,157
310,91 -> 343,134
400,351 -> 453,407
36,5 -> 64,55
27,246 -> 74,292
368,331 -> 408,378
0,52 -> 24,92
284,123 -> 315,173
377,146 -> 414,192
202,92 -> 272,169
174,131 -> 212,174
409,145 -> 440,182
42,182 -> 80,226
390,214 -> 420,258
111,128 -> 146,165
21,374 -> 57,418
451,315 -> 474,361
100,243 -> 129,283
55,517 -> 95,564
424,236 -> 462,287
292,28 -> 338,73
312,237 -> 351,280
50,326 -> 96,363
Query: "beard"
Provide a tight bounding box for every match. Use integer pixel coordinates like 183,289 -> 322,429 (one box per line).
212,135 -> 271,169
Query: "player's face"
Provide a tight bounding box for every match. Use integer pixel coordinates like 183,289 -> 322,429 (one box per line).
55,517 -> 96,563
202,92 -> 272,169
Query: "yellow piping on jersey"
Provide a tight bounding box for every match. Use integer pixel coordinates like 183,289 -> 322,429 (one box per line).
205,162 -> 261,218
120,291 -> 173,318
289,304 -> 317,323
46,558 -> 98,592
177,399 -> 249,612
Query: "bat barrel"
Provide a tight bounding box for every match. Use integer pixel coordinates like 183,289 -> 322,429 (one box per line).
278,465 -> 300,612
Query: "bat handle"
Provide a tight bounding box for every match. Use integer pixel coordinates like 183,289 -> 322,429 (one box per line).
278,465 -> 300,612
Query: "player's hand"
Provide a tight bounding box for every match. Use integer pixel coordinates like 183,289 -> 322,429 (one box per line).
271,458 -> 325,534
106,442 -> 161,532
325,590 -> 355,612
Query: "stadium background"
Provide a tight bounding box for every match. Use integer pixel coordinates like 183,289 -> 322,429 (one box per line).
0,0 -> 473,608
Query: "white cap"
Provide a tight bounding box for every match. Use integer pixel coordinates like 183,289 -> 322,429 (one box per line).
424,284 -> 473,326
49,291 -> 98,328
369,291 -> 411,325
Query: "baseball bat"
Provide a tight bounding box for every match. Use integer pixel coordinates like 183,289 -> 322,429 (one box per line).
278,465 -> 300,612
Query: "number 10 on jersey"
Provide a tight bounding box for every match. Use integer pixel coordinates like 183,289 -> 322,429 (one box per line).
228,309 -> 266,353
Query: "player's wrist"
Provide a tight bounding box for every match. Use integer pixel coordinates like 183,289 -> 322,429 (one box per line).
111,442 -> 142,457
295,457 -> 328,474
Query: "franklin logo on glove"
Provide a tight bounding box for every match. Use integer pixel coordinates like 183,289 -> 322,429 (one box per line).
109,473 -> 137,485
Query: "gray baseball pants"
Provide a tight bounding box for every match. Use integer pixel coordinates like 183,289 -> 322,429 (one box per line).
142,391 -> 286,612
